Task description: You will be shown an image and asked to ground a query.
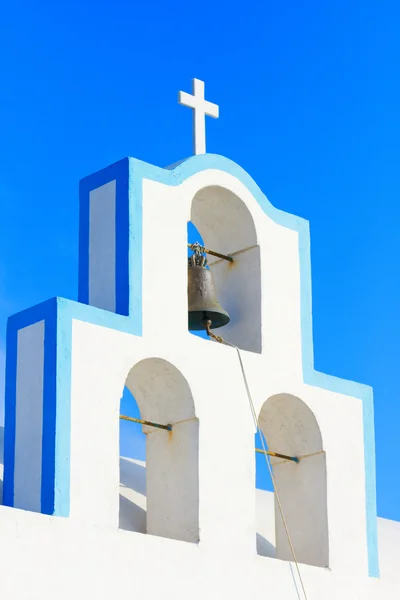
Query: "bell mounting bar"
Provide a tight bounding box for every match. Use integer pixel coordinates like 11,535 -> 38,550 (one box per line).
255,448 -> 299,464
188,242 -> 233,263
120,414 -> 172,431
121,415 -> 297,461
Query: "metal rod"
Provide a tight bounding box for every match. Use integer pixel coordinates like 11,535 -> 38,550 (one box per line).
120,414 -> 172,431
188,243 -> 233,263
255,448 -> 299,463
121,415 -> 296,459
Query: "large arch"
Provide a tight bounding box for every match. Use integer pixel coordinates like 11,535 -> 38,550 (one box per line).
258,393 -> 329,567
190,185 -> 261,353
120,357 -> 199,543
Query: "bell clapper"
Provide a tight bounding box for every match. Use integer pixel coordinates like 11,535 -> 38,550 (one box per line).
202,316 -> 225,345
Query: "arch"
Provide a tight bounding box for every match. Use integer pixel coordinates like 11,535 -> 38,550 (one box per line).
120,358 -> 199,544
119,388 -> 146,534
258,393 -> 329,568
190,185 -> 261,353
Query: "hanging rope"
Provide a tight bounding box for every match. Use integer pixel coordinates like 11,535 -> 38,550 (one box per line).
205,323 -> 309,600
235,348 -> 309,600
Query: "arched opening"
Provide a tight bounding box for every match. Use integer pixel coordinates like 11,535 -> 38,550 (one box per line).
257,393 -> 329,568
119,387 -> 146,533
119,358 -> 199,544
255,429 -> 274,558
189,186 -> 261,353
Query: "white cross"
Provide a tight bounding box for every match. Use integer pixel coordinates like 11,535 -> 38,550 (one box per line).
178,78 -> 219,155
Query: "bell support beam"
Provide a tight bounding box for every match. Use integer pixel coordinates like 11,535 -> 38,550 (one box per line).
120,414 -> 297,462
255,448 -> 299,464
119,414 -> 172,431
187,243 -> 233,263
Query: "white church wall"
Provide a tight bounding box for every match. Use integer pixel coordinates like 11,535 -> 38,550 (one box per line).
0,447 -> 399,599
0,495 -> 399,599
0,152 -> 386,597
69,318 -> 256,555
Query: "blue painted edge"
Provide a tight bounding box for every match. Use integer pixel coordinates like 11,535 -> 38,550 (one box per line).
3,309 -> 18,506
41,298 -> 57,514
78,175 -> 90,305
53,299 -> 72,516
78,158 -> 133,318
5,153 -> 378,576
116,159 -> 130,316
4,297 -> 58,512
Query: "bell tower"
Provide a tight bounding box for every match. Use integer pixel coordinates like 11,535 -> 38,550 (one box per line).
2,78 -> 380,599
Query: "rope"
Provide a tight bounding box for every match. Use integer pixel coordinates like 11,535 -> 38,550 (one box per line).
235,348 -> 308,600
207,328 -> 309,600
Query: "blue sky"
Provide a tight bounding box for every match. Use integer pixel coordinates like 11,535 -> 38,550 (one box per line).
0,1 -> 400,519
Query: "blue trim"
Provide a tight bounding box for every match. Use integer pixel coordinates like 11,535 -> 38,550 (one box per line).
78,153 -> 382,576
4,153 -> 379,577
128,159 -> 142,329
41,298 -> 58,514
116,159 -> 130,316
78,177 -> 90,305
4,298 -> 57,511
3,313 -> 18,507
53,299 -> 72,516
78,158 -> 133,318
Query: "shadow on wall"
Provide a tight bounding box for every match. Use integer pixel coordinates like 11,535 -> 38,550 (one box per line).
119,457 -> 147,534
256,533 -> 276,558
119,495 -> 146,533
120,456 -> 146,495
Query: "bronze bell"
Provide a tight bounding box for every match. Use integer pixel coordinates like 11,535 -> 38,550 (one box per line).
188,254 -> 230,330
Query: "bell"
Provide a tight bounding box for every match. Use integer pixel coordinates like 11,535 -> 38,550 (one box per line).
188,256 -> 230,330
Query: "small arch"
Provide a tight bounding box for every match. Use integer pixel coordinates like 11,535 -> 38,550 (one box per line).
119,358 -> 199,544
257,393 -> 329,568
119,388 -> 146,534
190,185 -> 261,353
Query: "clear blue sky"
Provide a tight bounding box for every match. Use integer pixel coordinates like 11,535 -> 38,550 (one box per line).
0,1 -> 399,520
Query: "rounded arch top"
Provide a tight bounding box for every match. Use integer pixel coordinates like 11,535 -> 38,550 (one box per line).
124,358 -> 195,425
165,153 -> 308,234
258,393 -> 329,568
190,185 -> 258,256
259,393 -> 323,457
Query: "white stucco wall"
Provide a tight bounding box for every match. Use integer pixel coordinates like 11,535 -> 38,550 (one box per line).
0,452 -> 399,598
